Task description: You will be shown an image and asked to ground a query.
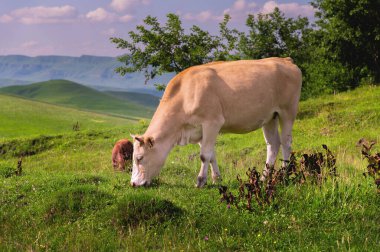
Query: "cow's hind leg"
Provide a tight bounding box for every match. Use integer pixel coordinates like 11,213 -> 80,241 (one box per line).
279,112 -> 296,165
197,121 -> 222,188
262,115 -> 281,178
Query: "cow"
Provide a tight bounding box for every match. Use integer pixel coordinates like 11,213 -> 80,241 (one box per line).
130,57 -> 302,187
112,139 -> 133,172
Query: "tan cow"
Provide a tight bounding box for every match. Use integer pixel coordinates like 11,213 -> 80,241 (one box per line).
131,57 -> 302,187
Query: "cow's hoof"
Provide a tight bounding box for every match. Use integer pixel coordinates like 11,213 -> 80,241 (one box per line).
260,175 -> 266,182
196,176 -> 207,188
212,174 -> 222,184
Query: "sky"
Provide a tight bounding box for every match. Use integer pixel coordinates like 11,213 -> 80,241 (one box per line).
0,0 -> 315,57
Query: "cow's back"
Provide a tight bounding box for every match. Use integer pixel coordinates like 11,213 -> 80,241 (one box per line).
158,58 -> 302,134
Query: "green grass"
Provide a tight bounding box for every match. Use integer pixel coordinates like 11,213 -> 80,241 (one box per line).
0,86 -> 379,251
0,79 -> 156,118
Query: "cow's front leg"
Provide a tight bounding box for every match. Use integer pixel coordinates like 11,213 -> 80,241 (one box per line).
197,121 -> 223,188
210,152 -> 222,183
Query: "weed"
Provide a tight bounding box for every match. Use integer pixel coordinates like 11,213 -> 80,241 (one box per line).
72,121 -> 80,131
219,145 -> 338,211
358,138 -> 380,193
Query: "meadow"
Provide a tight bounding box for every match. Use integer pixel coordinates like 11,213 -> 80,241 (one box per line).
0,86 -> 379,251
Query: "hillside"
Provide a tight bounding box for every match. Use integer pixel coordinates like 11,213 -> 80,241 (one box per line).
0,86 -> 379,251
106,91 -> 160,108
0,80 -> 156,119
0,55 -> 172,94
0,93 -> 134,139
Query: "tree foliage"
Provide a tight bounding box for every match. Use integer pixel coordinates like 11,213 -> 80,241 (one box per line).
237,8 -> 311,62
111,14 -> 223,90
311,0 -> 380,88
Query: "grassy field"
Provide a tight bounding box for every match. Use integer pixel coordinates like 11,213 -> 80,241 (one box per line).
0,86 -> 379,251
0,94 -> 135,140
0,79 -> 156,119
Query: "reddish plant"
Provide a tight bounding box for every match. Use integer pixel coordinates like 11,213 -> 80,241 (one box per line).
358,138 -> 380,193
219,145 -> 338,211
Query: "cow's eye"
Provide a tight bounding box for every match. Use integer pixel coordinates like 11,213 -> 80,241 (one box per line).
136,156 -> 144,162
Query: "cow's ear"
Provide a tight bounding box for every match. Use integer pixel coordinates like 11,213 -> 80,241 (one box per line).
146,136 -> 155,148
131,134 -> 144,145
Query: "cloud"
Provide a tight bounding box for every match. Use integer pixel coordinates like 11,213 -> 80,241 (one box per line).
102,28 -> 117,36
86,8 -> 117,22
223,0 -> 257,20
21,40 -> 39,48
261,1 -> 315,18
0,14 -> 13,23
183,11 -> 222,22
6,5 -> 77,25
223,1 -> 315,21
119,14 -> 134,23
110,0 -> 150,12
85,8 -> 134,23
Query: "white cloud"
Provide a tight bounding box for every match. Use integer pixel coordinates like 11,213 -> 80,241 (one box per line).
223,0 -> 256,19
85,8 -> 134,23
260,1 -> 315,18
86,8 -> 117,22
102,28 -> 117,36
110,0 -> 150,12
223,1 -> 314,21
0,14 -> 13,23
183,11 -> 222,22
119,14 -> 134,23
21,40 -> 39,48
8,5 -> 77,24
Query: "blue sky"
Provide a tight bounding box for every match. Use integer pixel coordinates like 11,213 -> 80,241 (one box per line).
0,0 -> 314,56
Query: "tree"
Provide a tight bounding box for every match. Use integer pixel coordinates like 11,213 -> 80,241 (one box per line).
236,7 -> 311,63
110,14 -> 223,90
311,0 -> 380,86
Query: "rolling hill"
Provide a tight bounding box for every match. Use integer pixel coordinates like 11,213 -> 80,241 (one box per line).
0,93 -> 134,139
0,80 -> 157,119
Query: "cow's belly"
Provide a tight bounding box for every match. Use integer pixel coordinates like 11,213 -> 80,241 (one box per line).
221,106 -> 276,134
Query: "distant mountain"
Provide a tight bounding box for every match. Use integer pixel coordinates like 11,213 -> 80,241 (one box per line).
0,78 -> 32,87
0,55 -> 173,95
106,91 -> 160,108
0,79 -> 157,119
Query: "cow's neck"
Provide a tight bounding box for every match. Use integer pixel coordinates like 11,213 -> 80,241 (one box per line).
145,102 -> 184,154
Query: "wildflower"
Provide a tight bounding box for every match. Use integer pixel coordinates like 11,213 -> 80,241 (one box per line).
204,236 -> 209,241
227,204 -> 231,209
263,220 -> 268,225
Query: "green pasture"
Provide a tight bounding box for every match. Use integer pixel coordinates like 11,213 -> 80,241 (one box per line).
0,86 -> 379,251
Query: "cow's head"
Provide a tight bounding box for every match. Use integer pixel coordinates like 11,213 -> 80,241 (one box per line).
130,134 -> 165,187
